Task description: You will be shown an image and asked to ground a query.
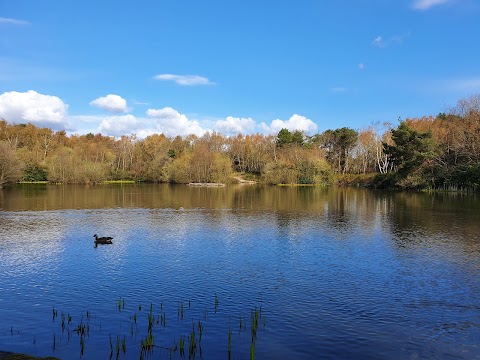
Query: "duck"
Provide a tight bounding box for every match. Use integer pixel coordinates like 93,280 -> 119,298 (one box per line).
93,234 -> 113,245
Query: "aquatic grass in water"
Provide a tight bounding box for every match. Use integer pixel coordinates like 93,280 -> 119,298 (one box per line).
197,320 -> 204,342
35,294 -> 266,359
140,332 -> 154,353
179,336 -> 185,357
178,301 -> 185,320
52,307 -> 57,322
188,323 -> 197,358
117,298 -> 125,311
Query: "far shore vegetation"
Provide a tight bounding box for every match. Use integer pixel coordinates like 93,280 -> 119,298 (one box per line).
1,94 -> 479,192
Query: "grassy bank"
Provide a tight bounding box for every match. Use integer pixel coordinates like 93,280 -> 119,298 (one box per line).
335,173 -> 378,187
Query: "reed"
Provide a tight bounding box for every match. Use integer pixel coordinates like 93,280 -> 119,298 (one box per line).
188,325 -> 197,358
198,320 -> 204,342
158,311 -> 166,327
73,320 -> 88,337
148,313 -> 154,333
46,294 -> 266,359
117,298 -> 125,311
140,332 -> 154,351
251,308 -> 259,341
179,336 -> 185,357
178,301 -> 185,320
80,335 -> 85,356
115,335 -> 120,357
61,312 -> 65,332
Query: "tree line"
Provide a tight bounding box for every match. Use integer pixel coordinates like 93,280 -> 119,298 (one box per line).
1,95 -> 479,191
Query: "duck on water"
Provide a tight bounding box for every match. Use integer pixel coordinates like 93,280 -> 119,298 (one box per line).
93,234 -> 113,247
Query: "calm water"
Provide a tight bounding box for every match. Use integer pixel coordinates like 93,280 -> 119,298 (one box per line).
0,184 -> 479,359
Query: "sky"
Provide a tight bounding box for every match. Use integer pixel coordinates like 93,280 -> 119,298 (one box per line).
1,0 -> 480,138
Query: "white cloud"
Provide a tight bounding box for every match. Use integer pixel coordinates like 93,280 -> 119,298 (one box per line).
0,90 -> 71,129
147,107 -> 208,136
0,89 -> 321,138
98,114 -> 141,137
215,116 -> 256,135
0,17 -> 30,26
412,0 -> 450,10
90,94 -> 128,113
261,114 -> 318,134
153,74 -> 214,86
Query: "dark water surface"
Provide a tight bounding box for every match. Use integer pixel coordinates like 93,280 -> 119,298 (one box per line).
0,184 -> 479,359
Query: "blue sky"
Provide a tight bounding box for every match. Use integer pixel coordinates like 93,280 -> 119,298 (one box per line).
1,0 -> 479,138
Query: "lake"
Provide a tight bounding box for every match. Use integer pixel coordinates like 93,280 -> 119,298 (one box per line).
0,184 -> 479,359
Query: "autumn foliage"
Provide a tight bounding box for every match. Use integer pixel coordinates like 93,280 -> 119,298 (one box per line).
1,94 -> 479,190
